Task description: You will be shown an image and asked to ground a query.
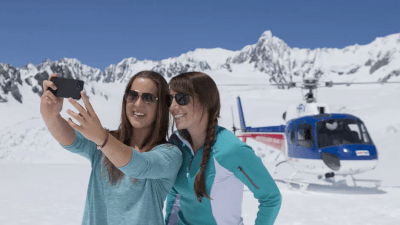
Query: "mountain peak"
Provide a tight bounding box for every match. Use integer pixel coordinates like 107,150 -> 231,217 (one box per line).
257,30 -> 286,46
42,58 -> 51,64
260,30 -> 273,39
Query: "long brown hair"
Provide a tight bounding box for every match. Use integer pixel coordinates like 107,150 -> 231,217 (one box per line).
169,72 -> 220,202
101,71 -> 170,185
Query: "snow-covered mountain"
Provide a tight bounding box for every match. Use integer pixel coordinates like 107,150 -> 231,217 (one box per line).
1,31 -> 400,225
1,30 -> 400,103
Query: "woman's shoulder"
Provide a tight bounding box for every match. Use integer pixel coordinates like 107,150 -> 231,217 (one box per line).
213,126 -> 254,155
215,126 -> 246,148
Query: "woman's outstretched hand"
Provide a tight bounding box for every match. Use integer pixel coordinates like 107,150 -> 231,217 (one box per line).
66,91 -> 107,146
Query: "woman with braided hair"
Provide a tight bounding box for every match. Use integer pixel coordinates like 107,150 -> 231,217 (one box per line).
165,72 -> 281,225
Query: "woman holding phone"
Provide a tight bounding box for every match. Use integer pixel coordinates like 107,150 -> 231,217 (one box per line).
40,71 -> 182,225
165,72 -> 281,225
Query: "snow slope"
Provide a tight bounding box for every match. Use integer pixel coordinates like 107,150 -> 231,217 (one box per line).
0,71 -> 400,224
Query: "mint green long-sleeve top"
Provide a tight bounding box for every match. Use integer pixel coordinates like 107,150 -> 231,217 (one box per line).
62,130 -> 182,225
165,126 -> 281,225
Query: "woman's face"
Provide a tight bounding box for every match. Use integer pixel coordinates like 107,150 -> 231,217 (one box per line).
169,89 -> 206,132
126,78 -> 158,131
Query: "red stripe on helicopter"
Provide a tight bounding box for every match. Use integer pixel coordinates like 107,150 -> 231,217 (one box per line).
237,133 -> 286,154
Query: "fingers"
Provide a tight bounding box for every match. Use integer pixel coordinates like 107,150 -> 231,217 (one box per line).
80,91 -> 95,116
48,73 -> 58,81
66,109 -> 85,124
46,73 -> 58,86
68,97 -> 89,118
43,80 -> 58,91
42,90 -> 58,103
67,117 -> 82,131
43,73 -> 58,93
43,96 -> 54,105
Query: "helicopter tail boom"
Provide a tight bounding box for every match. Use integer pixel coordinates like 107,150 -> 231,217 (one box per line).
237,96 -> 247,131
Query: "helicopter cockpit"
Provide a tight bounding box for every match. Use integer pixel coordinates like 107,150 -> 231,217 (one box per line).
316,119 -> 372,148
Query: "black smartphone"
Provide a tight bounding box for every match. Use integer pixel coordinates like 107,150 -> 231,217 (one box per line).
50,77 -> 85,100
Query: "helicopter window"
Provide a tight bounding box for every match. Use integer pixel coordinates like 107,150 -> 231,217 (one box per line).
296,124 -> 314,148
290,124 -> 295,144
348,124 -> 361,140
318,107 -> 325,114
361,124 -> 371,143
316,119 -> 372,148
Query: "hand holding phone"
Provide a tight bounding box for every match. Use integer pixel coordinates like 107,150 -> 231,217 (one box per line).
40,74 -> 64,119
40,74 -> 85,119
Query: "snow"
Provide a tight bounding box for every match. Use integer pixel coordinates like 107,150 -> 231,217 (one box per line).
172,48 -> 235,69
1,70 -> 400,224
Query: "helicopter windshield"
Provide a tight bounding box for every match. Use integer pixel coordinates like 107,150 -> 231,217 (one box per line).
316,118 -> 372,148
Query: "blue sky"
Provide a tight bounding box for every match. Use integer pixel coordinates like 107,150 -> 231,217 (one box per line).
0,0 -> 399,69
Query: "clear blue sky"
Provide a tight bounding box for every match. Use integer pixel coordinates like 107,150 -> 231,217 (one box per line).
1,0 -> 399,69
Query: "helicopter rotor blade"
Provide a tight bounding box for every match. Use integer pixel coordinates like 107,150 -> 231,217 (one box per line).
218,82 -> 298,88
217,84 -> 278,86
324,81 -> 400,87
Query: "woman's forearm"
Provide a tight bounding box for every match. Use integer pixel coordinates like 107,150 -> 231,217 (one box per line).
99,134 -> 134,167
43,114 -> 76,146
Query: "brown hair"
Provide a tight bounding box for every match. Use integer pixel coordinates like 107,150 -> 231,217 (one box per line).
169,72 -> 220,202
101,71 -> 170,185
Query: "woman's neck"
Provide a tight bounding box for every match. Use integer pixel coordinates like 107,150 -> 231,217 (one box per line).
187,122 -> 208,153
130,126 -> 152,151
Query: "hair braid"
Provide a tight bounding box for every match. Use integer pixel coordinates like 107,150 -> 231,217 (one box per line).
170,72 -> 221,203
194,114 -> 218,202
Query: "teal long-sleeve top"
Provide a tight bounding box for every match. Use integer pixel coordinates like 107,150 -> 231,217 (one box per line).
62,130 -> 182,225
165,126 -> 281,225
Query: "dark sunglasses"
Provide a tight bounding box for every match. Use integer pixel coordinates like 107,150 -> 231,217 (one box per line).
125,90 -> 158,104
167,93 -> 191,107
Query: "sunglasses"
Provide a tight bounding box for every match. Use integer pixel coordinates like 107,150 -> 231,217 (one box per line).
125,90 -> 158,104
167,93 -> 191,107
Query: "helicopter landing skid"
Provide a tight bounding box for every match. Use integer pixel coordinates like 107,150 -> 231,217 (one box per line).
272,160 -> 288,175
284,179 -> 310,191
347,175 -> 382,188
283,172 -> 310,191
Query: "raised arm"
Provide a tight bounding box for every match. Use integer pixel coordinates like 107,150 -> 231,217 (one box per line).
64,88 -> 182,174
64,90 -> 133,168
116,144 -> 182,179
40,73 -> 76,146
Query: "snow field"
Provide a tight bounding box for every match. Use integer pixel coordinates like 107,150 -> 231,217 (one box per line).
1,77 -> 400,224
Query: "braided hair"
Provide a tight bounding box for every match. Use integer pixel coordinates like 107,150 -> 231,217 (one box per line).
169,72 -> 220,202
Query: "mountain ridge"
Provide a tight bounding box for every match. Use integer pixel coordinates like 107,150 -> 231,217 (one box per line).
1,30 -> 399,103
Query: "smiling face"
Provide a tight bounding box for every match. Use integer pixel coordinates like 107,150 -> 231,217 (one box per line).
126,78 -> 158,132
169,89 -> 207,132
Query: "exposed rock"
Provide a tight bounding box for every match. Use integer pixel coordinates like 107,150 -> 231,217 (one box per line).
370,56 -> 390,74
347,67 -> 360,74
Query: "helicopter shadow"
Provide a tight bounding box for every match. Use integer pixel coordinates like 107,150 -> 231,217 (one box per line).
274,179 -> 387,195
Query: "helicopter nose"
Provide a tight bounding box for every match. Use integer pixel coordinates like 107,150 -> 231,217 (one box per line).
321,152 -> 341,171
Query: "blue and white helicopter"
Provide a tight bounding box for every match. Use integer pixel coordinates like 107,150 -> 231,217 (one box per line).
226,78 -> 400,188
